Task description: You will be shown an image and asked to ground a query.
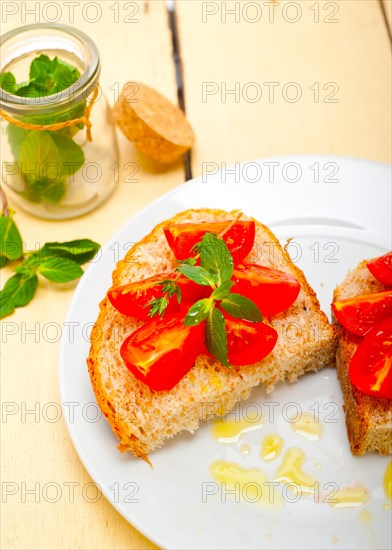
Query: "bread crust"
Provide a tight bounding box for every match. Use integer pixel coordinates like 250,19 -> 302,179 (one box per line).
87,208 -> 337,460
333,260 -> 392,456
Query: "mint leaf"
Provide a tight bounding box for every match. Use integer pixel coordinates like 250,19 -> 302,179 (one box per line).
18,131 -> 66,203
51,133 -> 85,176
28,55 -> 80,96
211,280 -> 235,301
15,82 -> 42,98
200,233 -> 233,285
52,61 -> 80,92
14,259 -> 37,277
220,294 -> 263,322
0,72 -> 16,93
37,239 -> 100,265
2,55 -> 85,207
178,256 -> 197,266
19,131 -> 61,174
29,54 -> 58,80
7,124 -> 27,158
0,214 -> 23,261
205,307 -> 229,367
37,257 -> 83,282
177,264 -> 217,287
184,298 -> 212,326
25,175 -> 66,204
0,256 -> 7,268
0,273 -> 38,319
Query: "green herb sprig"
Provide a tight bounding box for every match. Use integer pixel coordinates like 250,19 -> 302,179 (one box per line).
0,55 -> 86,204
148,217 -> 262,367
0,192 -> 99,319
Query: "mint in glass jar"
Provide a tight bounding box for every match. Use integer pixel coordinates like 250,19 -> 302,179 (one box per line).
0,24 -> 119,219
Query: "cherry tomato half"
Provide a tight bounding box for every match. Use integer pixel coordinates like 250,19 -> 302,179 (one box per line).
223,311 -> 278,366
231,263 -> 301,317
349,317 -> 392,400
108,273 -> 208,319
163,221 -> 255,264
120,315 -> 204,391
366,252 -> 392,287
332,290 -> 392,336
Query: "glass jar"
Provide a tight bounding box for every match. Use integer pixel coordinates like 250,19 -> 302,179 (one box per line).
0,23 -> 119,219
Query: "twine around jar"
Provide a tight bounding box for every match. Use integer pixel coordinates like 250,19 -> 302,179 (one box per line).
0,85 -> 99,142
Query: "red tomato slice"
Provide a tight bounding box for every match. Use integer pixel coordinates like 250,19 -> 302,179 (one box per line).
163,221 -> 255,264
349,317 -> 392,400
367,252 -> 392,287
332,290 -> 392,336
108,273 -> 208,319
223,311 -> 278,366
231,263 -> 301,317
120,315 -> 204,391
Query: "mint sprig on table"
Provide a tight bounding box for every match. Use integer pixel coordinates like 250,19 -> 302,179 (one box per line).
0,55 -> 85,204
0,203 -> 99,319
149,232 -> 262,367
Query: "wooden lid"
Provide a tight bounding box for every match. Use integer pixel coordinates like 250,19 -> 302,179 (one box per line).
112,81 -> 195,164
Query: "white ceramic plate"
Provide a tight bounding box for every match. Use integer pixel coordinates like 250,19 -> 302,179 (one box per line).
59,156 -> 392,550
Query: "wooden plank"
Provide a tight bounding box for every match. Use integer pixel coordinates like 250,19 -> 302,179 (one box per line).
1,1 -> 178,549
177,0 -> 391,176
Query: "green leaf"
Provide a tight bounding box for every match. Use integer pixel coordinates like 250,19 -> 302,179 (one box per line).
26,175 -> 67,204
18,131 -> 66,203
220,293 -> 263,322
0,273 -> 38,319
177,264 -> 217,287
51,133 -> 85,176
14,260 -> 37,277
205,307 -> 229,367
184,298 -> 212,326
37,239 -> 100,265
19,131 -> 61,174
37,256 -> 83,282
0,256 -> 7,268
177,256 -> 197,266
211,280 -> 235,301
0,72 -> 16,93
14,82 -> 42,98
7,124 -> 27,158
0,214 -> 23,260
29,54 -> 58,80
2,55 -> 81,101
28,55 -> 80,96
52,61 -> 81,91
200,233 -> 233,285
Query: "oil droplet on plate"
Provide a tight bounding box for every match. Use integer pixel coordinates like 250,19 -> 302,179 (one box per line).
328,487 -> 369,509
384,461 -> 392,500
209,460 -> 282,508
212,417 -> 263,443
274,447 -> 317,495
359,509 -> 372,523
240,443 -> 252,455
260,433 -> 284,461
310,457 -> 322,470
290,412 -> 323,441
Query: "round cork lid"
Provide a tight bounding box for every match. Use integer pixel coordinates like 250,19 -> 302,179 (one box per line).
112,81 -> 195,164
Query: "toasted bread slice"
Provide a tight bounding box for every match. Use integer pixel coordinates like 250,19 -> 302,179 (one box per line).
87,208 -> 337,461
333,260 -> 392,455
